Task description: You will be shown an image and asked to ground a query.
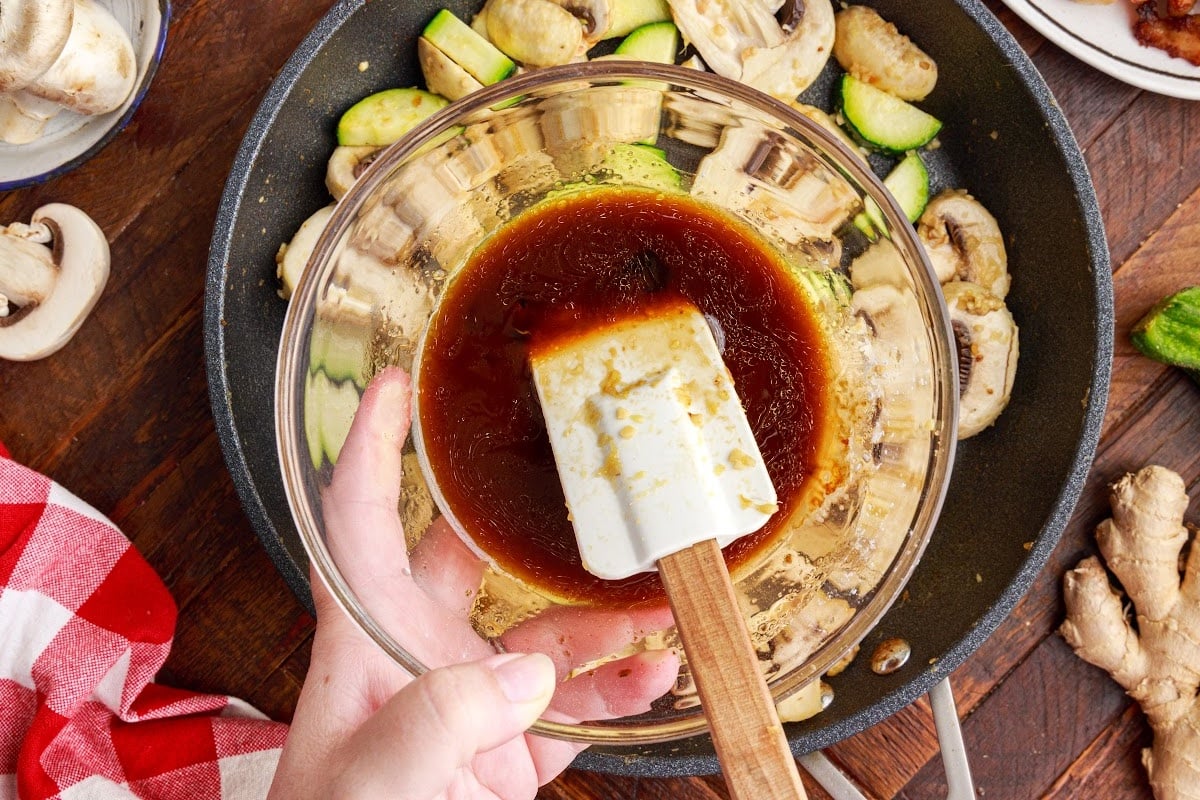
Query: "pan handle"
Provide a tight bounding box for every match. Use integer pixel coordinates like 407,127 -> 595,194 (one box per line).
796,677 -> 975,800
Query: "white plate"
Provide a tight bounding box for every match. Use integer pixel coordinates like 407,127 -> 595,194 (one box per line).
0,0 -> 169,190
1000,0 -> 1200,99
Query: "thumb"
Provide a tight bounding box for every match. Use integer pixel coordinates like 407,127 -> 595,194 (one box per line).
332,653 -> 556,799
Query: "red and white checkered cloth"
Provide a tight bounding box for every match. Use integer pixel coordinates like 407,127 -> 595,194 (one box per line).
0,443 -> 287,800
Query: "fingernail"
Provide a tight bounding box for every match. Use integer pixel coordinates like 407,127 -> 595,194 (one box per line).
491,653 -> 555,705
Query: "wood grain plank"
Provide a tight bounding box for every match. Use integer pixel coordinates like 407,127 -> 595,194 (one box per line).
264,635 -> 316,724
1084,91 -> 1200,268
1044,704 -> 1154,800
0,0 -> 330,478
0,131 -> 241,478
899,635 -> 1130,798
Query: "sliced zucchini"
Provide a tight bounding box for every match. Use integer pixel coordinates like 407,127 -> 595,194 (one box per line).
613,20 -> 678,63
609,21 -> 677,141
598,143 -> 682,191
883,151 -> 931,221
418,37 -> 483,102
303,370 -> 324,470
423,8 -> 516,85
855,151 -> 930,238
309,318 -> 369,388
545,144 -> 680,201
337,88 -> 449,147
306,370 -> 362,466
608,0 -> 673,39
794,268 -> 853,319
839,74 -> 941,154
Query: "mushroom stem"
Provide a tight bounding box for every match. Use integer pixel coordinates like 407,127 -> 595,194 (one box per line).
0,224 -> 57,307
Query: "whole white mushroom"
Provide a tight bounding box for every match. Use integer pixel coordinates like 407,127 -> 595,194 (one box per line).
0,0 -> 137,144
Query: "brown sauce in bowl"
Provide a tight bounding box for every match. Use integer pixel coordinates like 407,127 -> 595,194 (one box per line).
417,187 -> 830,606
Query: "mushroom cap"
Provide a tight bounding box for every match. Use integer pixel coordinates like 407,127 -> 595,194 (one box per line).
23,0 -> 136,115
0,203 -> 110,361
0,0 -> 74,92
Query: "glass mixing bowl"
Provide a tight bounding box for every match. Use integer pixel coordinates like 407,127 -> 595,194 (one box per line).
276,62 -> 958,745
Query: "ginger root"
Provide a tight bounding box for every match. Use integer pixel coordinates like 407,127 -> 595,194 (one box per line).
1061,465 -> 1200,800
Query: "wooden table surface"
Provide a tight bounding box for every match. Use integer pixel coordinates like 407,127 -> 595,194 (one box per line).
3,1 -> 1199,797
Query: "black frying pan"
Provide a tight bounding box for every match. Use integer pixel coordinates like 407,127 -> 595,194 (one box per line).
204,0 -> 1112,775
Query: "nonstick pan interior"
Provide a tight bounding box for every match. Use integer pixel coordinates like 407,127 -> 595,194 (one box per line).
205,0 -> 1111,774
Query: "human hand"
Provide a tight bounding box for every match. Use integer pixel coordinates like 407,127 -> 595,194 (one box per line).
268,367 -> 681,800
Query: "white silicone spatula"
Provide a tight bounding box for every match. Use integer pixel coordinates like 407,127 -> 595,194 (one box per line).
530,298 -> 808,800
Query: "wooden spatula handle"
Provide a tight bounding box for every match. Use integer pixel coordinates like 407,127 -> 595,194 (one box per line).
658,539 -> 808,800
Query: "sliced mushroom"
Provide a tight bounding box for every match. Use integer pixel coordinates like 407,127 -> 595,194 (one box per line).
326,146 -> 382,200
691,123 -> 860,248
0,0 -> 74,93
0,204 -> 110,361
851,282 -> 937,438
917,190 -> 1010,299
848,238 -> 910,290
276,205 -> 335,300
833,6 -> 938,102
418,37 -> 484,102
944,281 -> 1018,439
26,0 -> 136,115
668,0 -> 835,101
775,679 -> 823,723
551,0 -> 674,44
487,0 -> 585,67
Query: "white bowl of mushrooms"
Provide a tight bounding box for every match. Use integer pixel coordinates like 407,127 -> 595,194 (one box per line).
0,0 -> 169,189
